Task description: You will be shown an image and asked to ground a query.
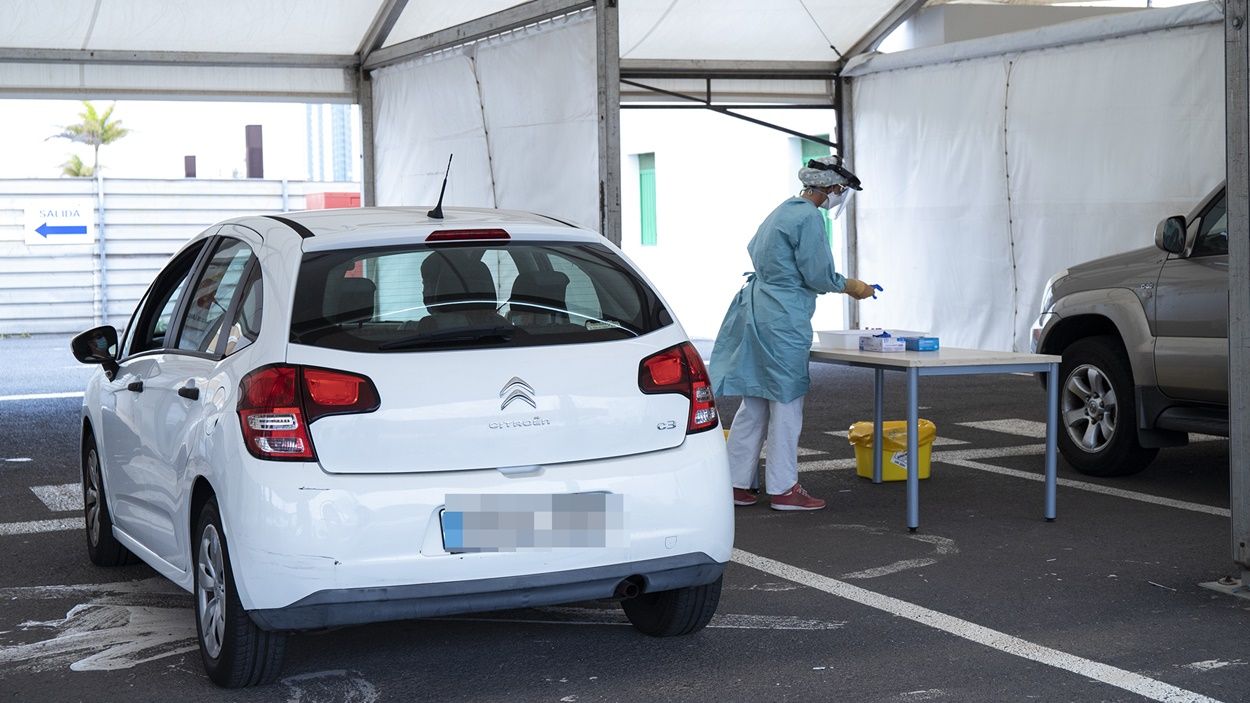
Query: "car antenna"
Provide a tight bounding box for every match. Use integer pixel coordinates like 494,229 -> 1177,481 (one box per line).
427,154 -> 453,219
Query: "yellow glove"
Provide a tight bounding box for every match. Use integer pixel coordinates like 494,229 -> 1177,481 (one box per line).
843,278 -> 876,300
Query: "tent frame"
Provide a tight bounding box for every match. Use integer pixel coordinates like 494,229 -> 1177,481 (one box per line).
9,0 -> 1247,583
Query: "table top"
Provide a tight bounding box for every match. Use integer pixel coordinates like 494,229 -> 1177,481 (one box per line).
809,345 -> 1061,369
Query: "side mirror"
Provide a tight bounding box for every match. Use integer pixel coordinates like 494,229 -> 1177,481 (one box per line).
71,325 -> 120,380
1155,215 -> 1187,254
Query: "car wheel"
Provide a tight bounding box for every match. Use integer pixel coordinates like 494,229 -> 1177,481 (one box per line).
621,576 -> 722,637
194,498 -> 287,687
82,433 -> 138,566
1058,336 -> 1157,476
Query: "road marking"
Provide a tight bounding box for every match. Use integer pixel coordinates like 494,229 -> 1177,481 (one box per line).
281,671 -> 379,703
437,606 -> 845,631
825,430 -> 968,447
732,548 -> 1223,703
31,484 -> 80,512
944,457 -> 1230,517
0,391 -> 84,402
0,518 -> 83,536
4,458 -> 33,463
958,419 -> 1047,438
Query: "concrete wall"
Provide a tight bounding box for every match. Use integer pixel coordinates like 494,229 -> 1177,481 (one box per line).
0,178 -> 359,335
619,108 -> 847,341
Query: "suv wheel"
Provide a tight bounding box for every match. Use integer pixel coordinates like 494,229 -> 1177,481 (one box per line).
622,576 -> 721,637
194,498 -> 287,687
82,433 -> 138,566
1058,336 -> 1157,476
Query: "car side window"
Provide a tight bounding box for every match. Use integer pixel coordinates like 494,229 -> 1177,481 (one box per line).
1192,193 -> 1227,258
217,263 -> 263,357
177,238 -> 255,355
129,243 -> 208,355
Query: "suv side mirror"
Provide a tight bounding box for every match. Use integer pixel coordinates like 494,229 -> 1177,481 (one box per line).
71,325 -> 120,380
1155,215 -> 1187,254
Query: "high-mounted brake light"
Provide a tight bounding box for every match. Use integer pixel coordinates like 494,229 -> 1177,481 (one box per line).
426,228 -> 510,242
238,364 -> 380,461
638,342 -> 719,434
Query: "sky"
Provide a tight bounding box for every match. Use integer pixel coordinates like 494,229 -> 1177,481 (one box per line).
0,99 -> 358,181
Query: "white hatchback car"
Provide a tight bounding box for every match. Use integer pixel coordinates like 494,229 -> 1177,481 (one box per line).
71,207 -> 734,687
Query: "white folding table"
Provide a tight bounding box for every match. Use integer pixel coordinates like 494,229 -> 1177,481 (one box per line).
809,345 -> 1063,531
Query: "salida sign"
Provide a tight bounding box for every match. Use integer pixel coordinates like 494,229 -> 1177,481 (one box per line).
24,200 -> 96,246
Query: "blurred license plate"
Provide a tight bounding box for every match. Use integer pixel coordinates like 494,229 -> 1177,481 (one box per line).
441,492 -> 624,553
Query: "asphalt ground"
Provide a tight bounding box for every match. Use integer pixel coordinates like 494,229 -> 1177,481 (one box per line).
1,334 -> 1248,702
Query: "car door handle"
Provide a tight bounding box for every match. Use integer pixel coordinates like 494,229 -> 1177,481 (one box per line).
126,381 -> 144,393
178,385 -> 200,401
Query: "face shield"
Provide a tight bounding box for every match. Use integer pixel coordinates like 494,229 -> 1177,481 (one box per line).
821,187 -> 853,219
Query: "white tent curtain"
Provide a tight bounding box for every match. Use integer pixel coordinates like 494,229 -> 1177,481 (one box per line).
852,12 -> 1224,351
373,11 -> 598,229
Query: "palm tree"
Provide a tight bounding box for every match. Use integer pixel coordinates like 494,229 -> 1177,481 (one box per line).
60,154 -> 94,178
50,101 -> 130,175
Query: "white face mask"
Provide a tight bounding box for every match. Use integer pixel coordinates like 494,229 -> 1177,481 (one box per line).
821,189 -> 849,217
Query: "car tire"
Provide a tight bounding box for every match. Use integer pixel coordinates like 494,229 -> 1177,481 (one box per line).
1058,336 -> 1157,477
621,575 -> 722,637
82,433 -> 138,567
194,498 -> 287,688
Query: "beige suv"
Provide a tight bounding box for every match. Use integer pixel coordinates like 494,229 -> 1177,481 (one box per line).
1031,183 -> 1228,476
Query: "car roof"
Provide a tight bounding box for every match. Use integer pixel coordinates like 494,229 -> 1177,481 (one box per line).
232,206 -> 596,248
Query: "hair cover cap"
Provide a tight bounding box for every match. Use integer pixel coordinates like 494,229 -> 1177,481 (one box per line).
798,155 -> 849,188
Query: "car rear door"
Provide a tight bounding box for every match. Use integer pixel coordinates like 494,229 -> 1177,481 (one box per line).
1154,190 -> 1228,404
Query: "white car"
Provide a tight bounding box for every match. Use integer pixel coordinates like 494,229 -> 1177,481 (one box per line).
71,207 -> 734,687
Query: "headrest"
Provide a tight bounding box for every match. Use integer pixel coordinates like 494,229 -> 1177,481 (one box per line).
422,250 -> 497,312
509,271 -> 570,311
327,277 -> 376,324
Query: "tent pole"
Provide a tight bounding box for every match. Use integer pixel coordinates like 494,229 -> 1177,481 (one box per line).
597,0 -> 621,245
359,70 -> 377,207
840,75 -> 859,330
1226,0 -> 1250,591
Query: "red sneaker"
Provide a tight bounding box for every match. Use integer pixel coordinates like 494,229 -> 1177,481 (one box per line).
733,488 -> 758,506
769,483 -> 826,511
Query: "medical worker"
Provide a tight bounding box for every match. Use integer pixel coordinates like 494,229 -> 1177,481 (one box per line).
709,156 -> 879,511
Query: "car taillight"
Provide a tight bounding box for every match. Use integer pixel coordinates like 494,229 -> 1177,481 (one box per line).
238,364 -> 380,461
639,342 -> 719,434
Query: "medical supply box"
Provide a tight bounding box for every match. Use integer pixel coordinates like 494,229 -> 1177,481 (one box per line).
900,336 -> 940,352
847,420 -> 937,481
859,335 -> 905,352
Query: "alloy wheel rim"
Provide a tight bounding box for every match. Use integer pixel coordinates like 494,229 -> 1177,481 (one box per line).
197,524 -> 227,659
85,450 -> 101,546
1062,364 -> 1118,453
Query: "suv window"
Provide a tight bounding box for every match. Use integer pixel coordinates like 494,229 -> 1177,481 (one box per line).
177,238 -> 255,354
129,242 -> 208,355
1192,192 -> 1227,257
290,241 -> 673,352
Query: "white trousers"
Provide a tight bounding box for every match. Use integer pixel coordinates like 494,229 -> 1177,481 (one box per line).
726,395 -> 805,495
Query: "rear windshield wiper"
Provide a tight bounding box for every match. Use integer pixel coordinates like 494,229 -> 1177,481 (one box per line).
377,325 -> 518,351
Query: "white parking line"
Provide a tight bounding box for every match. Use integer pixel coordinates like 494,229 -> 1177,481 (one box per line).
732,548 -> 1222,703
0,391 -> 84,402
31,484 -> 80,512
944,458 -> 1231,518
824,430 -> 968,447
958,419 -> 1047,438
0,518 -> 83,536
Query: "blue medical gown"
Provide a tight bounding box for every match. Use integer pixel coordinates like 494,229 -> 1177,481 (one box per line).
710,198 -> 848,403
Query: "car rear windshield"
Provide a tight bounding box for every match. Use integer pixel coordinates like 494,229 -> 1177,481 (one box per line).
290,241 -> 674,352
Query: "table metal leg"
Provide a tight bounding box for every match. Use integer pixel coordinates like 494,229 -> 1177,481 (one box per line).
1045,362 -> 1059,521
873,369 -> 884,483
907,367 -> 919,531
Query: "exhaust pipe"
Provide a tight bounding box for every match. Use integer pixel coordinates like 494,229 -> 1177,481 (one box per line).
614,577 -> 642,600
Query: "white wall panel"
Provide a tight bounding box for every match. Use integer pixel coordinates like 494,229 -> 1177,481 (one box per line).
853,59 -> 1016,350
373,12 -> 597,229
851,18 -> 1224,351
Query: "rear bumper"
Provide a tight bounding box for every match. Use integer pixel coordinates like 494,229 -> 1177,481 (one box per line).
248,553 -> 723,630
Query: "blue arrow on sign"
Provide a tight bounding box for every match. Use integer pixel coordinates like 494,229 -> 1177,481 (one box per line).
36,223 -> 88,237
